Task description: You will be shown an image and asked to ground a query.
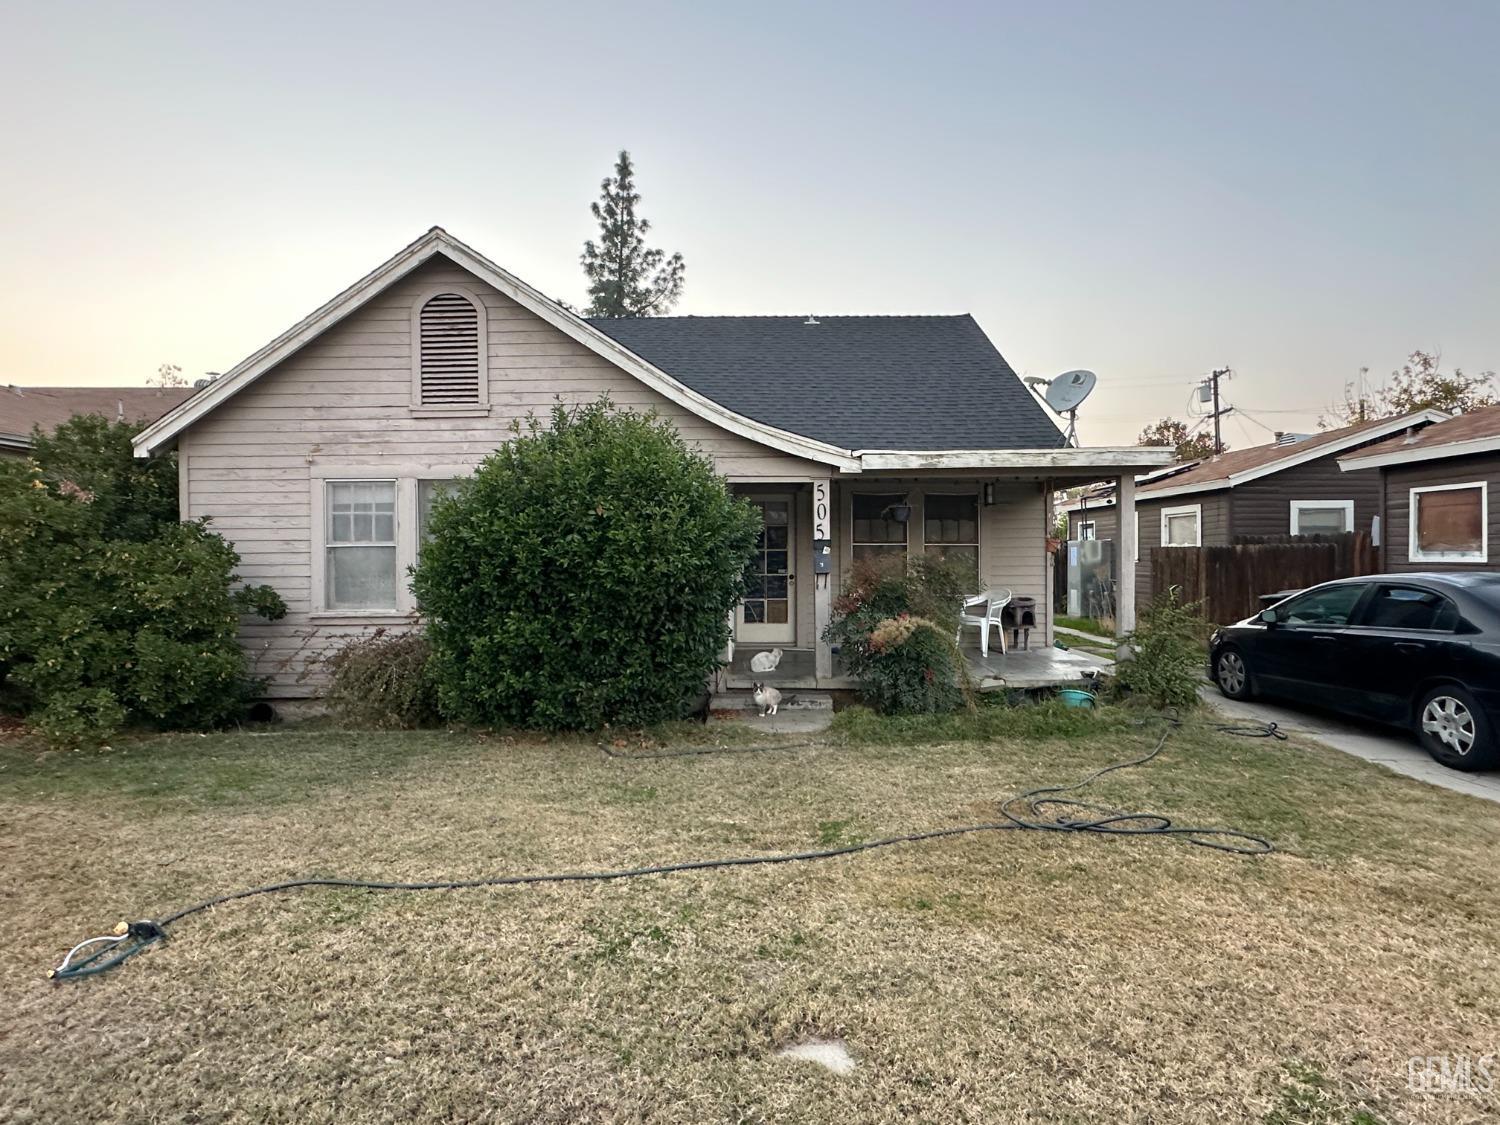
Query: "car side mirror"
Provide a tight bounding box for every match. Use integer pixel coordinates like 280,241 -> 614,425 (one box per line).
1258,609 -> 1279,626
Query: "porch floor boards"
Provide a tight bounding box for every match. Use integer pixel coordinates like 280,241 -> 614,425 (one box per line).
724,643 -> 1113,692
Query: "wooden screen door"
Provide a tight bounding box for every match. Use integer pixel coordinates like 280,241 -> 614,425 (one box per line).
737,496 -> 796,644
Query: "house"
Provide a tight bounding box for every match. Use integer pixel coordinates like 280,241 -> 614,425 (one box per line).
1338,404 -> 1500,571
1,385 -> 195,457
129,227 -> 1173,698
1058,482 -> 1118,542
1049,411 -> 1447,607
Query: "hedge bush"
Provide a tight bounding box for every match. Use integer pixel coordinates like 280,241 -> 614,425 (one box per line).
0,416 -> 286,745
823,556 -> 969,714
327,630 -> 441,729
412,400 -> 761,730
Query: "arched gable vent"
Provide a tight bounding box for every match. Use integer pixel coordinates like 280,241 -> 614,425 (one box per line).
417,292 -> 483,404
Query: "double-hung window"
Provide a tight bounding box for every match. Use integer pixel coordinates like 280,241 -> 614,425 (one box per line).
325,480 -> 398,611
924,493 -> 979,587
851,493 -> 908,563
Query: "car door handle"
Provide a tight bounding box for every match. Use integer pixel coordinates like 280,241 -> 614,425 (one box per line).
1310,633 -> 1339,641
1395,641 -> 1426,653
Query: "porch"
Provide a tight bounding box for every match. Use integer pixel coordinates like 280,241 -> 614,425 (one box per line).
724,642 -> 1112,693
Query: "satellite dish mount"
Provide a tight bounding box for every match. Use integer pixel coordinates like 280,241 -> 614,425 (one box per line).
1024,369 -> 1098,447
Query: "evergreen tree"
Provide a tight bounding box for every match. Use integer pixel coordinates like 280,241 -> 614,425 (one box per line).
581,150 -> 685,317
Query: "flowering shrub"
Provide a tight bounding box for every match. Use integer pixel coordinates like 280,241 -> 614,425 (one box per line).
824,557 -> 969,714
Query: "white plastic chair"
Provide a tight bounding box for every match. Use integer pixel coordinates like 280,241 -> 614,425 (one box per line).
956,588 -> 1012,658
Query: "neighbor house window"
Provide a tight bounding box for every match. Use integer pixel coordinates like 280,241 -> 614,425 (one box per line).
924,493 -> 979,587
412,289 -> 488,409
1078,520 -> 1097,541
1290,499 -> 1354,536
1409,482 -> 1488,563
851,493 -> 908,563
325,480 -> 398,610
1160,503 -> 1202,547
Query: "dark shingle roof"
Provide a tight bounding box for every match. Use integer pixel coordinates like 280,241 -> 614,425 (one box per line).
585,315 -> 1065,451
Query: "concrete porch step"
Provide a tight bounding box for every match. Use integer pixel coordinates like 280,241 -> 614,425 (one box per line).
712,690 -> 834,714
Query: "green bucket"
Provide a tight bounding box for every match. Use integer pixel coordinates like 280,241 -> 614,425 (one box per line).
1057,688 -> 1096,709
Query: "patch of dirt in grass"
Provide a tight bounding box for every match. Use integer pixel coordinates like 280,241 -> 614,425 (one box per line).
2,719 -> 1498,1123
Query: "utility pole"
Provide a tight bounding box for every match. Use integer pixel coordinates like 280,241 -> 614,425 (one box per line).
1199,367 -> 1233,456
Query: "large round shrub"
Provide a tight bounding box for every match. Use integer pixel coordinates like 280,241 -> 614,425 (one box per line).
412,400 -> 762,730
0,417 -> 286,745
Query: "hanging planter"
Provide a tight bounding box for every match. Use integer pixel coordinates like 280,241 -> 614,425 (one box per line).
884,503 -> 911,524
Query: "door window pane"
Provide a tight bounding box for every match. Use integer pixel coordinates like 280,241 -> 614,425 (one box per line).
1361,587 -> 1459,631
326,480 -> 397,610
1274,583 -> 1366,626
1413,485 -> 1485,558
742,498 -> 792,632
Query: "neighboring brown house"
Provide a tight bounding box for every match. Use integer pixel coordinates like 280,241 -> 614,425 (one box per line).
0,385 -> 196,457
1058,482 -> 1119,541
1127,411 -> 1446,600
1339,404 -> 1500,572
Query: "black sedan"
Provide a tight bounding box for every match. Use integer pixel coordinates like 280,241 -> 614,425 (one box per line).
1208,573 -> 1500,771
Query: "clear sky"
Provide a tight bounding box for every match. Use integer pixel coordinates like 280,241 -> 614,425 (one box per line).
2,1 -> 1496,446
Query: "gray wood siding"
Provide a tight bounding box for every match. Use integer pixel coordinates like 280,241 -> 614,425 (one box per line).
186,256 -> 831,696
1382,453 -> 1500,572
1231,456 -> 1382,538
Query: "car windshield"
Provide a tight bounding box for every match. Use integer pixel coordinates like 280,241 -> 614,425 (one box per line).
1275,584 -> 1366,626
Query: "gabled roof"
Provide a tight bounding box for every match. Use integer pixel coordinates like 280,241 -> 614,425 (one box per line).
131,227 -> 1173,474
586,315 -> 1064,451
2,385 -> 195,449
1338,404 -> 1500,470
1134,410 -> 1449,501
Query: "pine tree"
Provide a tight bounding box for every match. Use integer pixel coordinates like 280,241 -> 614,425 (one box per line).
581,151 -> 685,318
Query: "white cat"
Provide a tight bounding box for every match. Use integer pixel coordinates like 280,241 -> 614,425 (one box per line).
752,682 -> 782,717
749,648 -> 784,673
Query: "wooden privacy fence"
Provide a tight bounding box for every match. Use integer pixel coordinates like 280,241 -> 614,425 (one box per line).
1150,532 -> 1378,625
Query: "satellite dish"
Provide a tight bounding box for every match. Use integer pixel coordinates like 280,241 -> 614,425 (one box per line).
1043,370 -> 1097,414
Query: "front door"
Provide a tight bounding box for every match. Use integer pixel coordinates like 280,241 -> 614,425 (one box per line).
737,496 -> 796,644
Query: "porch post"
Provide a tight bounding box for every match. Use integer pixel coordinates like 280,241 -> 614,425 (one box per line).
1117,472 -> 1137,637
811,478 -> 834,680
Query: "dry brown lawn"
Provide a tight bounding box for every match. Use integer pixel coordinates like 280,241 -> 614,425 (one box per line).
2,707 -> 1498,1124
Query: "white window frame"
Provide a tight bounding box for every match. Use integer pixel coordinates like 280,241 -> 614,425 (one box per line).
1289,499 -> 1355,536
409,283 -> 491,418
1409,481 -> 1489,564
1077,520 -> 1097,541
1159,503 -> 1202,547
309,464 -> 475,619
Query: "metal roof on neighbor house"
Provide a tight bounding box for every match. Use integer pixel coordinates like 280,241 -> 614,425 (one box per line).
585,315 -> 1068,451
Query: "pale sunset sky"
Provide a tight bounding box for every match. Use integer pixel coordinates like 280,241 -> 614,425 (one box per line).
1,1 -> 1495,445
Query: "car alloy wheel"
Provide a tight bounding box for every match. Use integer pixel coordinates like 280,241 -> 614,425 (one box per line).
1217,651 -> 1247,696
1421,694 -> 1477,757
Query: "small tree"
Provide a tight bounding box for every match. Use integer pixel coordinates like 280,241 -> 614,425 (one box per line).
30,414 -> 178,541
1322,351 -> 1496,427
1112,589 -> 1208,710
581,150 -> 686,317
413,400 -> 760,730
150,362 -> 187,388
1138,418 -> 1219,462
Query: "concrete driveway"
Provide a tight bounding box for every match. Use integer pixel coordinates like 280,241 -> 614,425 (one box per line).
1207,691 -> 1500,804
